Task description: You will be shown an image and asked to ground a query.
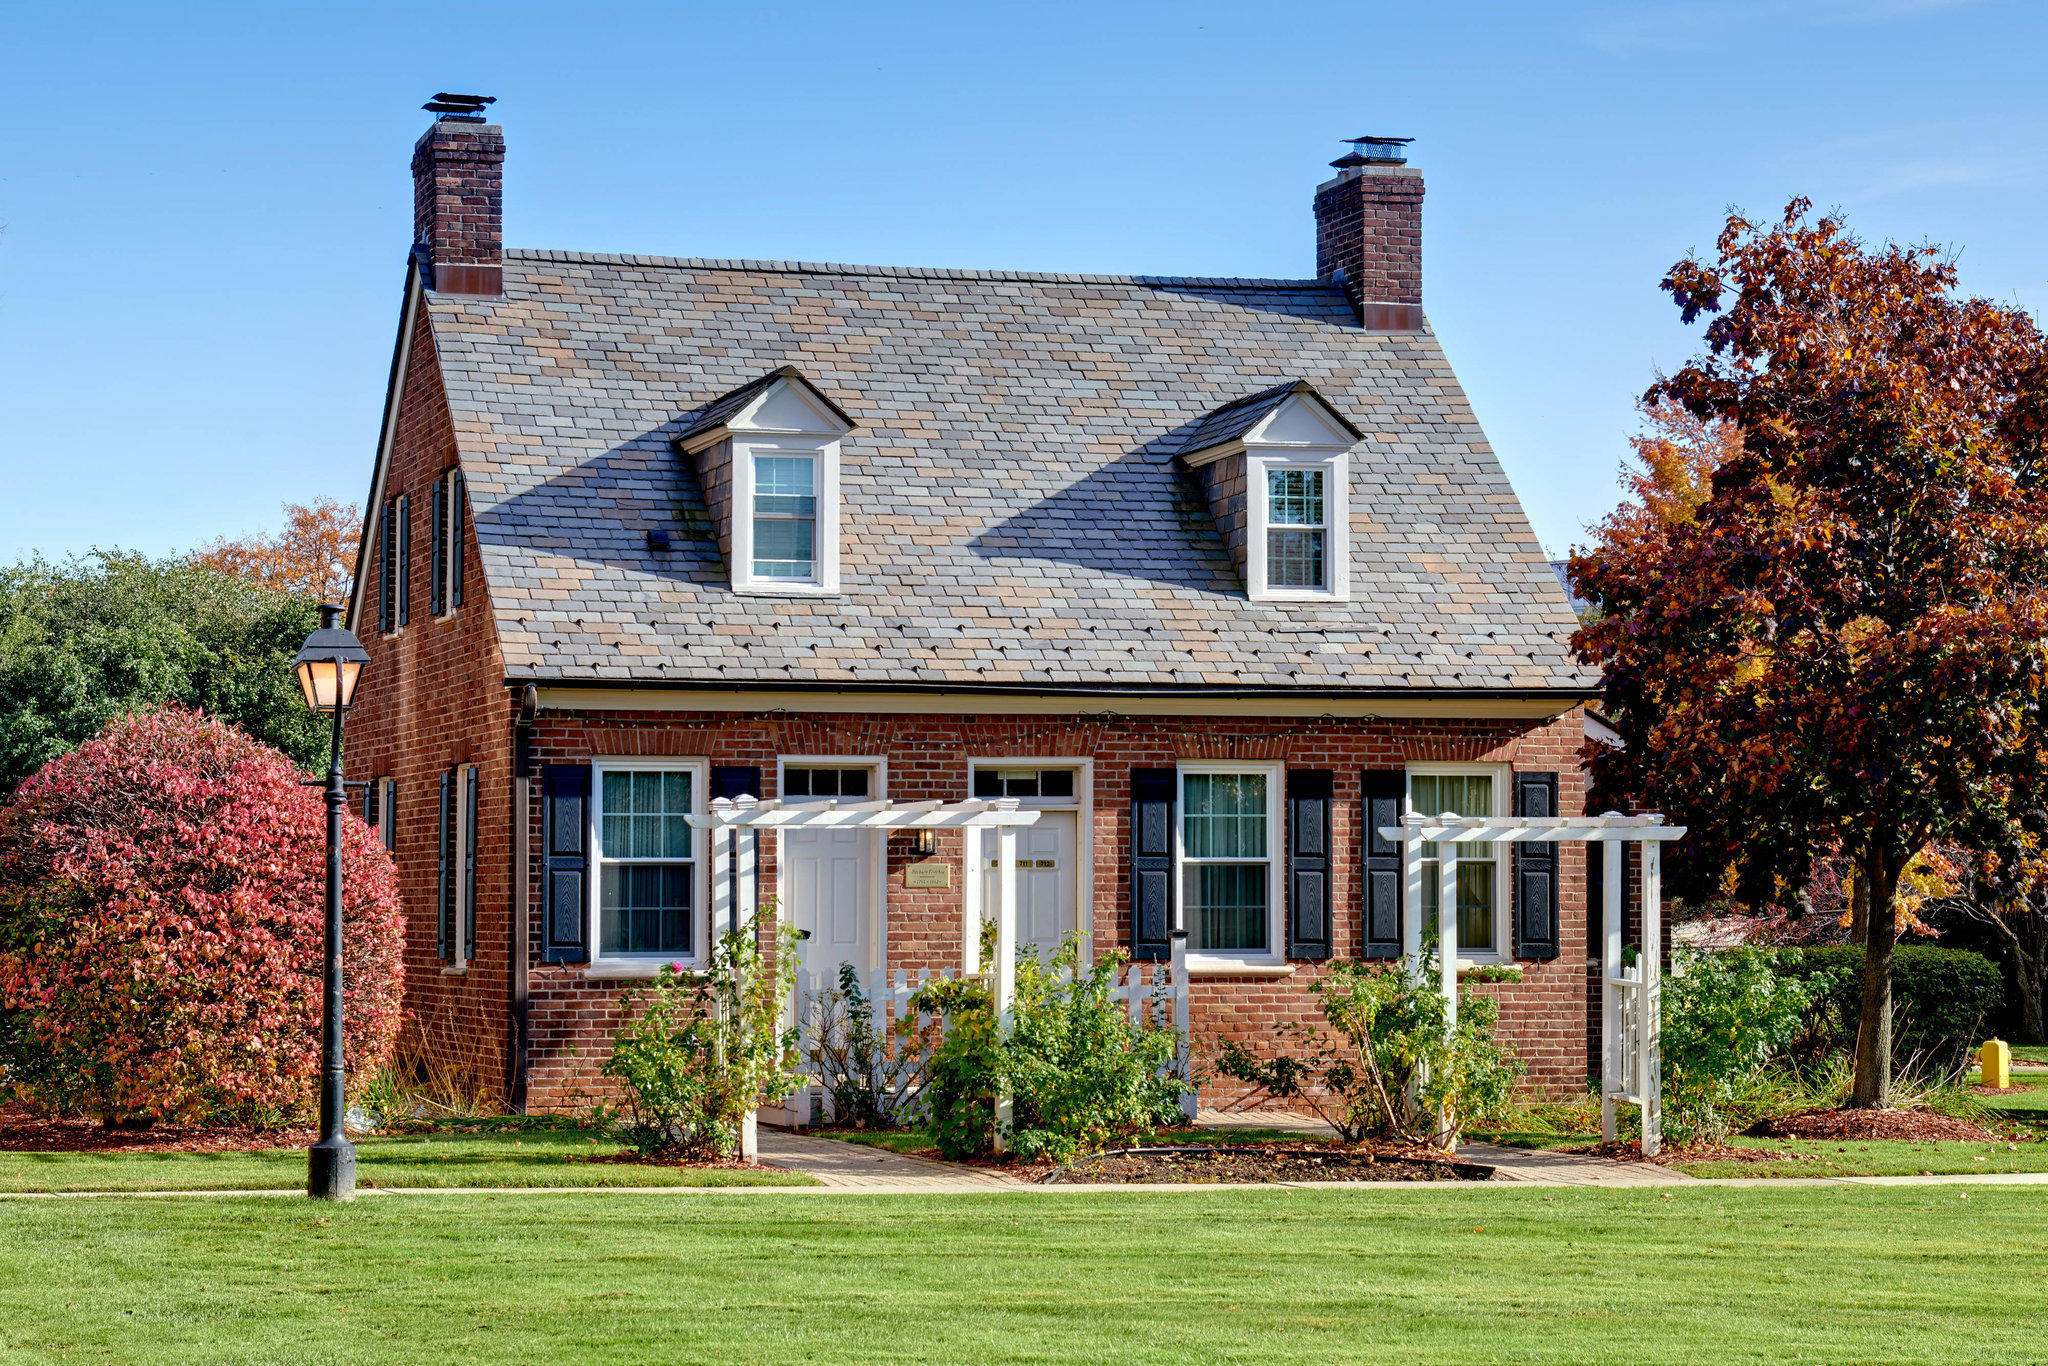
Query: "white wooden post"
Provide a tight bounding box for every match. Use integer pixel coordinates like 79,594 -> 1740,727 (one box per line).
1640,839 -> 1663,1157
711,808 -> 733,942
1438,837 -> 1459,1033
961,823 -> 982,975
1600,833 -> 1623,1142
1171,929 -> 1195,1122
993,808 -> 1019,1153
1402,824 -> 1425,980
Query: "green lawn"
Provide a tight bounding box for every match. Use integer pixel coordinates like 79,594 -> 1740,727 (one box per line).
0,1125 -> 814,1193
0,1187 -> 2042,1363
1674,1135 -> 2048,1179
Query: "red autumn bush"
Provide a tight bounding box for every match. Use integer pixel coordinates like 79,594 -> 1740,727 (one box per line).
0,707 -> 404,1125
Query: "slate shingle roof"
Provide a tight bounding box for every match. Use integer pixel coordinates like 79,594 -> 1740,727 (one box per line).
424,250 -> 1596,692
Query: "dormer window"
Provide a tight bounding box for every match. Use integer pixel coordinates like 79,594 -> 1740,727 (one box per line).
752,453 -> 819,581
1179,381 -> 1360,603
674,367 -> 857,596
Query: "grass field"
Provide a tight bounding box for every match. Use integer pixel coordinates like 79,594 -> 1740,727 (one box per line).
0,1125 -> 814,1193
0,1186 -> 2041,1364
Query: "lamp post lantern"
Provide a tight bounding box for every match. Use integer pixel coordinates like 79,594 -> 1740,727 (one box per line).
292,603 -> 370,1200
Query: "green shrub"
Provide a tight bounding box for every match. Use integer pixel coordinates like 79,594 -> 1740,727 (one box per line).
907,976 -> 999,1160
1005,940 -> 1190,1163
595,912 -> 801,1161
802,962 -> 939,1130
906,939 -> 1192,1163
1771,945 -> 2003,1072
1214,958 -> 1523,1148
1660,947 -> 1820,1144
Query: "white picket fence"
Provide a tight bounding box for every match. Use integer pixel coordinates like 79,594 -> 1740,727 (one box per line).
775,960 -> 1195,1129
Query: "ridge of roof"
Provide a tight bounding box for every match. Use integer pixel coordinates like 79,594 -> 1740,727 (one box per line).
503,247 -> 1330,290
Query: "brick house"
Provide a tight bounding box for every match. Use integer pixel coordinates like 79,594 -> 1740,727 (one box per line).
344,109 -> 1603,1113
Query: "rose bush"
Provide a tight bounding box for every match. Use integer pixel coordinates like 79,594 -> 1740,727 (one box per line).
0,707 -> 404,1126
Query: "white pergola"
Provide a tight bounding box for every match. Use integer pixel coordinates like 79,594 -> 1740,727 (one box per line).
1377,811 -> 1686,1156
694,794 -> 1046,1154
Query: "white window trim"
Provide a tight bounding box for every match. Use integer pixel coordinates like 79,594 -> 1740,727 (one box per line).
376,776 -> 396,852
587,756 -> 712,971
1247,450 -> 1349,602
1174,759 -> 1286,971
965,757 -> 1094,966
436,470 -> 461,619
733,438 -> 841,594
1406,761 -> 1512,965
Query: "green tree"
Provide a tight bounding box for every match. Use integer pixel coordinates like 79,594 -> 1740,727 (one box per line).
0,552 -> 327,794
1571,201 -> 2048,1108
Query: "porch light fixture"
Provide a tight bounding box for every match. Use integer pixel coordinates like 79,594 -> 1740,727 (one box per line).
909,828 -> 936,859
291,604 -> 371,1200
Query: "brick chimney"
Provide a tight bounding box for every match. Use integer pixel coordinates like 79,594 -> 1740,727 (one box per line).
412,94 -> 504,297
1313,137 -> 1423,332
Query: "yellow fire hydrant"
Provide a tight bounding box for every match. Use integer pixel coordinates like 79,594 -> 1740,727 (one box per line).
1980,1038 -> 2011,1090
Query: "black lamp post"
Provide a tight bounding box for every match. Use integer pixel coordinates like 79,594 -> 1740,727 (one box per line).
292,603 -> 369,1201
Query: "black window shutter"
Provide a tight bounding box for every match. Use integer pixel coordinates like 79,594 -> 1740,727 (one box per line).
429,477 -> 446,617
436,770 -> 453,960
1361,768 -> 1405,959
1285,770 -> 1333,960
710,765 -> 762,800
450,471 -> 466,608
383,781 -> 396,852
1512,771 -> 1560,961
542,764 -> 592,964
396,496 -> 411,627
463,766 -> 479,962
362,779 -> 377,826
378,501 -> 396,633
1128,768 -> 1175,962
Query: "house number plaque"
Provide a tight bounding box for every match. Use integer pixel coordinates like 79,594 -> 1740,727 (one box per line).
904,862 -> 952,889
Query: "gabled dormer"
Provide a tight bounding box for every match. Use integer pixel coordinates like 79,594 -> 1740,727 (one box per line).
674,367 -> 857,595
1179,381 -> 1361,602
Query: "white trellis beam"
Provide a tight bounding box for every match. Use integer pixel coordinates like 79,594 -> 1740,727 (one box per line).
1377,810 -> 1683,1159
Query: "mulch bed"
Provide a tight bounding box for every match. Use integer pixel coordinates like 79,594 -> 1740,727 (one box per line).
1047,1144 -> 1494,1184
1749,1108 -> 2000,1143
585,1151 -> 785,1173
0,1103 -> 313,1155
1561,1139 -> 1797,1166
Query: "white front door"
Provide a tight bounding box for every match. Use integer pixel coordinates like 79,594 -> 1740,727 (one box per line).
784,825 -> 874,982
982,809 -> 1078,961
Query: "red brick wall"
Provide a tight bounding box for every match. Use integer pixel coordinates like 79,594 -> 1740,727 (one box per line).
1314,166 -> 1424,307
412,119 -> 503,290
514,705 -> 1599,1113
343,305 -> 517,1102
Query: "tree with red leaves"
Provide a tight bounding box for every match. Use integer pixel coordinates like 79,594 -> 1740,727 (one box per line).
1572,200 -> 2048,1108
0,707 -> 404,1126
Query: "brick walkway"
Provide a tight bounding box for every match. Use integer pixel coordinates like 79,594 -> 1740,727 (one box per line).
754,1129 -> 1026,1190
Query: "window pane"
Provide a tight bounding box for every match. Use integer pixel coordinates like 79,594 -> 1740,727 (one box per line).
839,768 -> 869,798
784,768 -> 811,797
1457,861 -> 1495,951
1267,529 -> 1326,589
1186,863 -> 1268,952
1039,768 -> 1074,799
1412,772 -> 1493,860
600,864 -> 693,955
601,768 -> 693,860
753,513 -> 816,579
755,455 -> 815,498
1267,468 -> 1324,526
1183,772 -> 1266,859
973,768 -> 1001,798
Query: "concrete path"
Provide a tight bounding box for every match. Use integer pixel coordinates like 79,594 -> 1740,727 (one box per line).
754,1128 -> 1026,1190
1195,1107 -> 1695,1186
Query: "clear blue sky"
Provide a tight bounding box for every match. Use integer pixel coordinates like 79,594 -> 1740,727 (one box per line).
4,0 -> 2043,562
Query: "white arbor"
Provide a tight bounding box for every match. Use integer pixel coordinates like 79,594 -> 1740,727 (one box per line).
1376,811 -> 1686,1155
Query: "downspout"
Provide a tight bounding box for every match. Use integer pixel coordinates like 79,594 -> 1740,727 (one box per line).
509,683 -> 537,1112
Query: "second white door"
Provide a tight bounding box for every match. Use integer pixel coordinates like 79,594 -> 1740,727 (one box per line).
982,809 -> 1079,961
784,825 -> 874,981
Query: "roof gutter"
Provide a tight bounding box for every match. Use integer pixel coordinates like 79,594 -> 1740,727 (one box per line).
502,676 -> 1600,704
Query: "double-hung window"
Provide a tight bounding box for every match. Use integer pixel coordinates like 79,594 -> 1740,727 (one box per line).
751,453 -> 818,581
1409,766 -> 1509,960
593,760 -> 706,963
1265,467 -> 1328,591
1177,763 -> 1283,961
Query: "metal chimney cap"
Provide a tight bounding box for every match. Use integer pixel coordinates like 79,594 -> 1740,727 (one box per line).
425,93 -> 497,122
1330,135 -> 1413,169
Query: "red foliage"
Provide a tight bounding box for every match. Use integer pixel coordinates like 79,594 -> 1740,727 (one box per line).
0,707 -> 404,1125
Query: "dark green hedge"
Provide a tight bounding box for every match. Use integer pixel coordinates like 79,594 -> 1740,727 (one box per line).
1771,945 -> 2003,1071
